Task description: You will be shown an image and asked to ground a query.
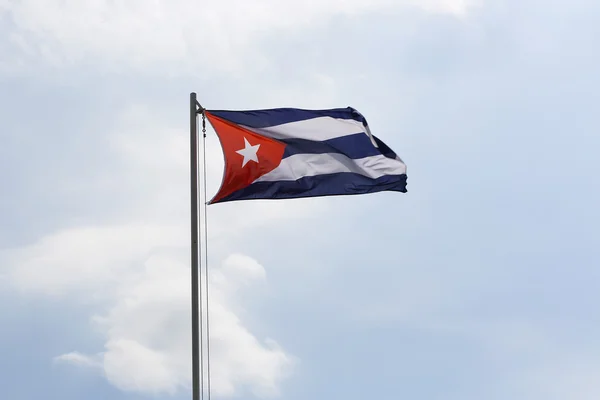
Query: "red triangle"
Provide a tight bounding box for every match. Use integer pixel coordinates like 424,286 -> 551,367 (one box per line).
206,112 -> 286,203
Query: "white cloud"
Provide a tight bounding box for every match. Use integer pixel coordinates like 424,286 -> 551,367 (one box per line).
88,252 -> 292,397
0,0 -> 480,76
7,223 -> 294,397
7,224 -> 183,297
54,352 -> 102,369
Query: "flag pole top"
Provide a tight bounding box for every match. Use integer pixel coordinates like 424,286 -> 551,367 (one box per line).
191,92 -> 204,114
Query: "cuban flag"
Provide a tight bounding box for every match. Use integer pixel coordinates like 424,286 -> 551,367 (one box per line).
204,107 -> 407,204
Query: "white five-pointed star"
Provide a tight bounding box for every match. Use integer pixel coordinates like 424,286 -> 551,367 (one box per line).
236,137 -> 260,167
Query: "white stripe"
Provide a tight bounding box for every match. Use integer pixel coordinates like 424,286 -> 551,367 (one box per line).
241,116 -> 367,141
255,153 -> 407,183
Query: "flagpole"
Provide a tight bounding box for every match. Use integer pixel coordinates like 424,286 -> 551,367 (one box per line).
190,92 -> 202,400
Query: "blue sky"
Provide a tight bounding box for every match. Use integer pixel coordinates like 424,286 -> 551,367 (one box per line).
1,0 -> 600,399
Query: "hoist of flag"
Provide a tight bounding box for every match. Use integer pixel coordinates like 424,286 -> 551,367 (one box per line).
204,107 -> 407,204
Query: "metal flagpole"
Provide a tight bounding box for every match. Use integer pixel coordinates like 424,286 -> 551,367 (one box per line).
190,92 -> 202,400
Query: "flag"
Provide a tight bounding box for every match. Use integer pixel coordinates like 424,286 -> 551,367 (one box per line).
204,107 -> 407,204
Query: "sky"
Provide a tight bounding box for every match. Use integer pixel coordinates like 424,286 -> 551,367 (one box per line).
1,0 -> 600,399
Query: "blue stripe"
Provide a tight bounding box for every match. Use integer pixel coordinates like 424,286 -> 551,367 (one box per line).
280,132 -> 382,159
211,173 -> 407,204
207,107 -> 368,128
